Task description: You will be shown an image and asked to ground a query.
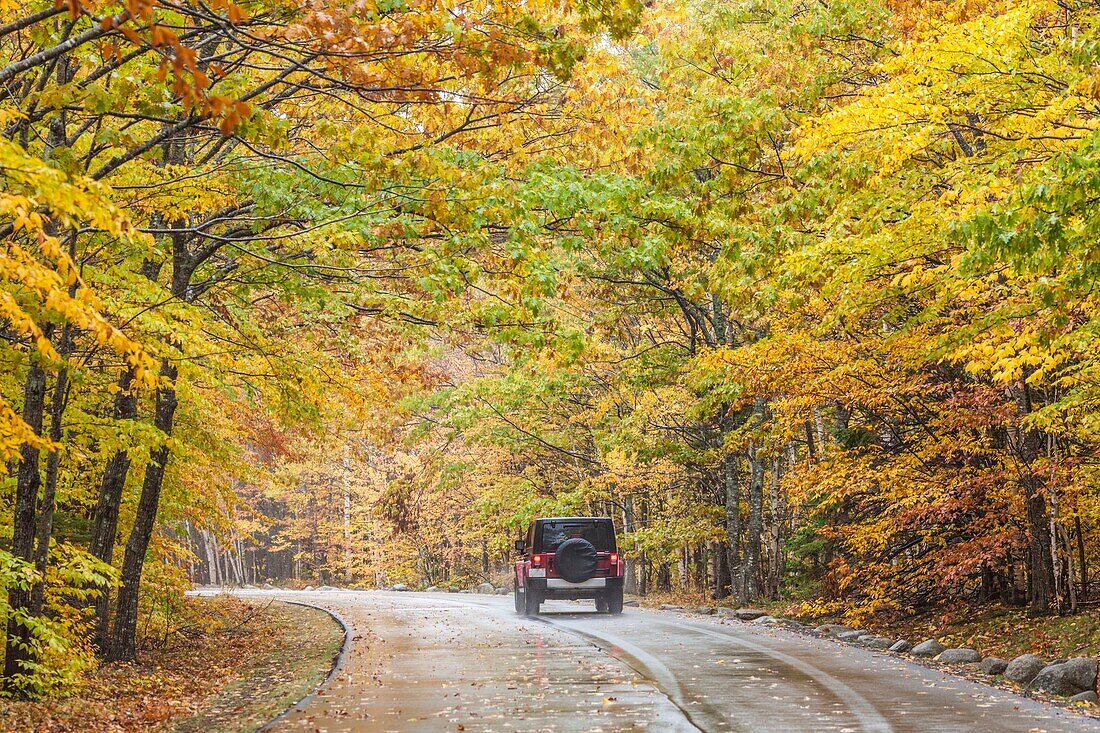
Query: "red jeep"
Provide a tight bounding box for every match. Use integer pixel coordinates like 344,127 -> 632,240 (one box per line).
513,516 -> 625,615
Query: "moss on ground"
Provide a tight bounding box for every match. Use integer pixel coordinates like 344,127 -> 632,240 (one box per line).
868,605 -> 1100,661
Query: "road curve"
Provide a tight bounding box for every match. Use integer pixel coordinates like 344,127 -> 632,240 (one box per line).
212,590 -> 1099,732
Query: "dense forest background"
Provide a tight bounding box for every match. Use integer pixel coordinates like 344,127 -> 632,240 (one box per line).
5,0 -> 1100,698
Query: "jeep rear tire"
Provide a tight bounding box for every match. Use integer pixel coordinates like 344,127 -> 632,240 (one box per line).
514,582 -> 524,614
595,595 -> 608,613
607,587 -> 624,615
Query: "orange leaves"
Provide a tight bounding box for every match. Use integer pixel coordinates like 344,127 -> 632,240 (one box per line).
199,92 -> 253,136
216,100 -> 251,136
123,0 -> 156,22
148,23 -> 176,48
99,41 -> 123,62
58,0 -> 83,19
118,25 -> 142,46
99,1 -> 252,119
208,0 -> 249,24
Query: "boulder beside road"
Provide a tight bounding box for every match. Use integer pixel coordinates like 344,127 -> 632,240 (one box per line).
979,657 -> 1008,676
935,648 -> 982,664
1030,658 -> 1098,697
911,639 -> 945,657
1005,654 -> 1047,685
814,624 -> 852,636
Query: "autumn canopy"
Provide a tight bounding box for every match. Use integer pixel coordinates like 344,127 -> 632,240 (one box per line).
2,0 -> 1100,698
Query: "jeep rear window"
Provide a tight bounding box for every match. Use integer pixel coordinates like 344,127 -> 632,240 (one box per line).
538,521 -> 615,552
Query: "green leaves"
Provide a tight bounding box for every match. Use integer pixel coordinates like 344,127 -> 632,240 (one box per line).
0,545 -> 114,698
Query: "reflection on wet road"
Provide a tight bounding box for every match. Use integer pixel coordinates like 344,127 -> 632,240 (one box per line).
215,590 -> 1099,732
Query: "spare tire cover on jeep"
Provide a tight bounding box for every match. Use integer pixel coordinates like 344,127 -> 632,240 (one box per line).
555,537 -> 598,583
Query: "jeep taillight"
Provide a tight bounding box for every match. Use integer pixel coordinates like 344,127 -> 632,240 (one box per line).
610,553 -> 618,564
532,554 -> 543,567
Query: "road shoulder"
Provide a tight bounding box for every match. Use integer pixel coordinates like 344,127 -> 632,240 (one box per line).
0,595 -> 344,733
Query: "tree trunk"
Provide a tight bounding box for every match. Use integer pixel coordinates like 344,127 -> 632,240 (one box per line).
3,354 -> 49,690
89,367 -> 138,651
622,495 -> 637,594
657,562 -> 670,591
30,325 -> 74,615
813,406 -> 826,457
1024,482 -> 1056,615
765,455 -> 786,598
106,360 -> 178,662
1076,516 -> 1088,601
724,452 -> 743,602
714,541 -> 730,599
744,440 -> 766,601
342,454 -> 352,582
1008,381 -> 1057,616
694,544 -> 706,592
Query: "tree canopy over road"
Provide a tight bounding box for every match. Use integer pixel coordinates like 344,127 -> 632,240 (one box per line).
4,0 -> 1100,700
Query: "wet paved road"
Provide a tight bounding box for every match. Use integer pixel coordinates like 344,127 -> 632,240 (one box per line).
222,590 -> 1100,732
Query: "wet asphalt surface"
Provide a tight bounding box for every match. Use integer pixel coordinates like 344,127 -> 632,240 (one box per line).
215,590 -> 1100,732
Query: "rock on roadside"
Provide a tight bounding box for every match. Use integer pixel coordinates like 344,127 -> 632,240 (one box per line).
814,624 -> 852,636
1004,654 -> 1046,685
889,640 -> 912,653
911,639 -> 946,657
860,636 -> 895,650
1029,657 -> 1098,697
1070,691 -> 1099,705
979,657 -> 1008,675
935,648 -> 982,664
837,629 -> 869,641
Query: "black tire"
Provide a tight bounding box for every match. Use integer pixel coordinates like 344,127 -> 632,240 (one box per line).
524,587 -> 541,616
607,587 -> 624,615
555,537 -> 599,583
514,582 -> 524,614
595,595 -> 608,613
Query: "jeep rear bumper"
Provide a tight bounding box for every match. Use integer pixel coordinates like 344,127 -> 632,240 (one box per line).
528,576 -> 623,599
